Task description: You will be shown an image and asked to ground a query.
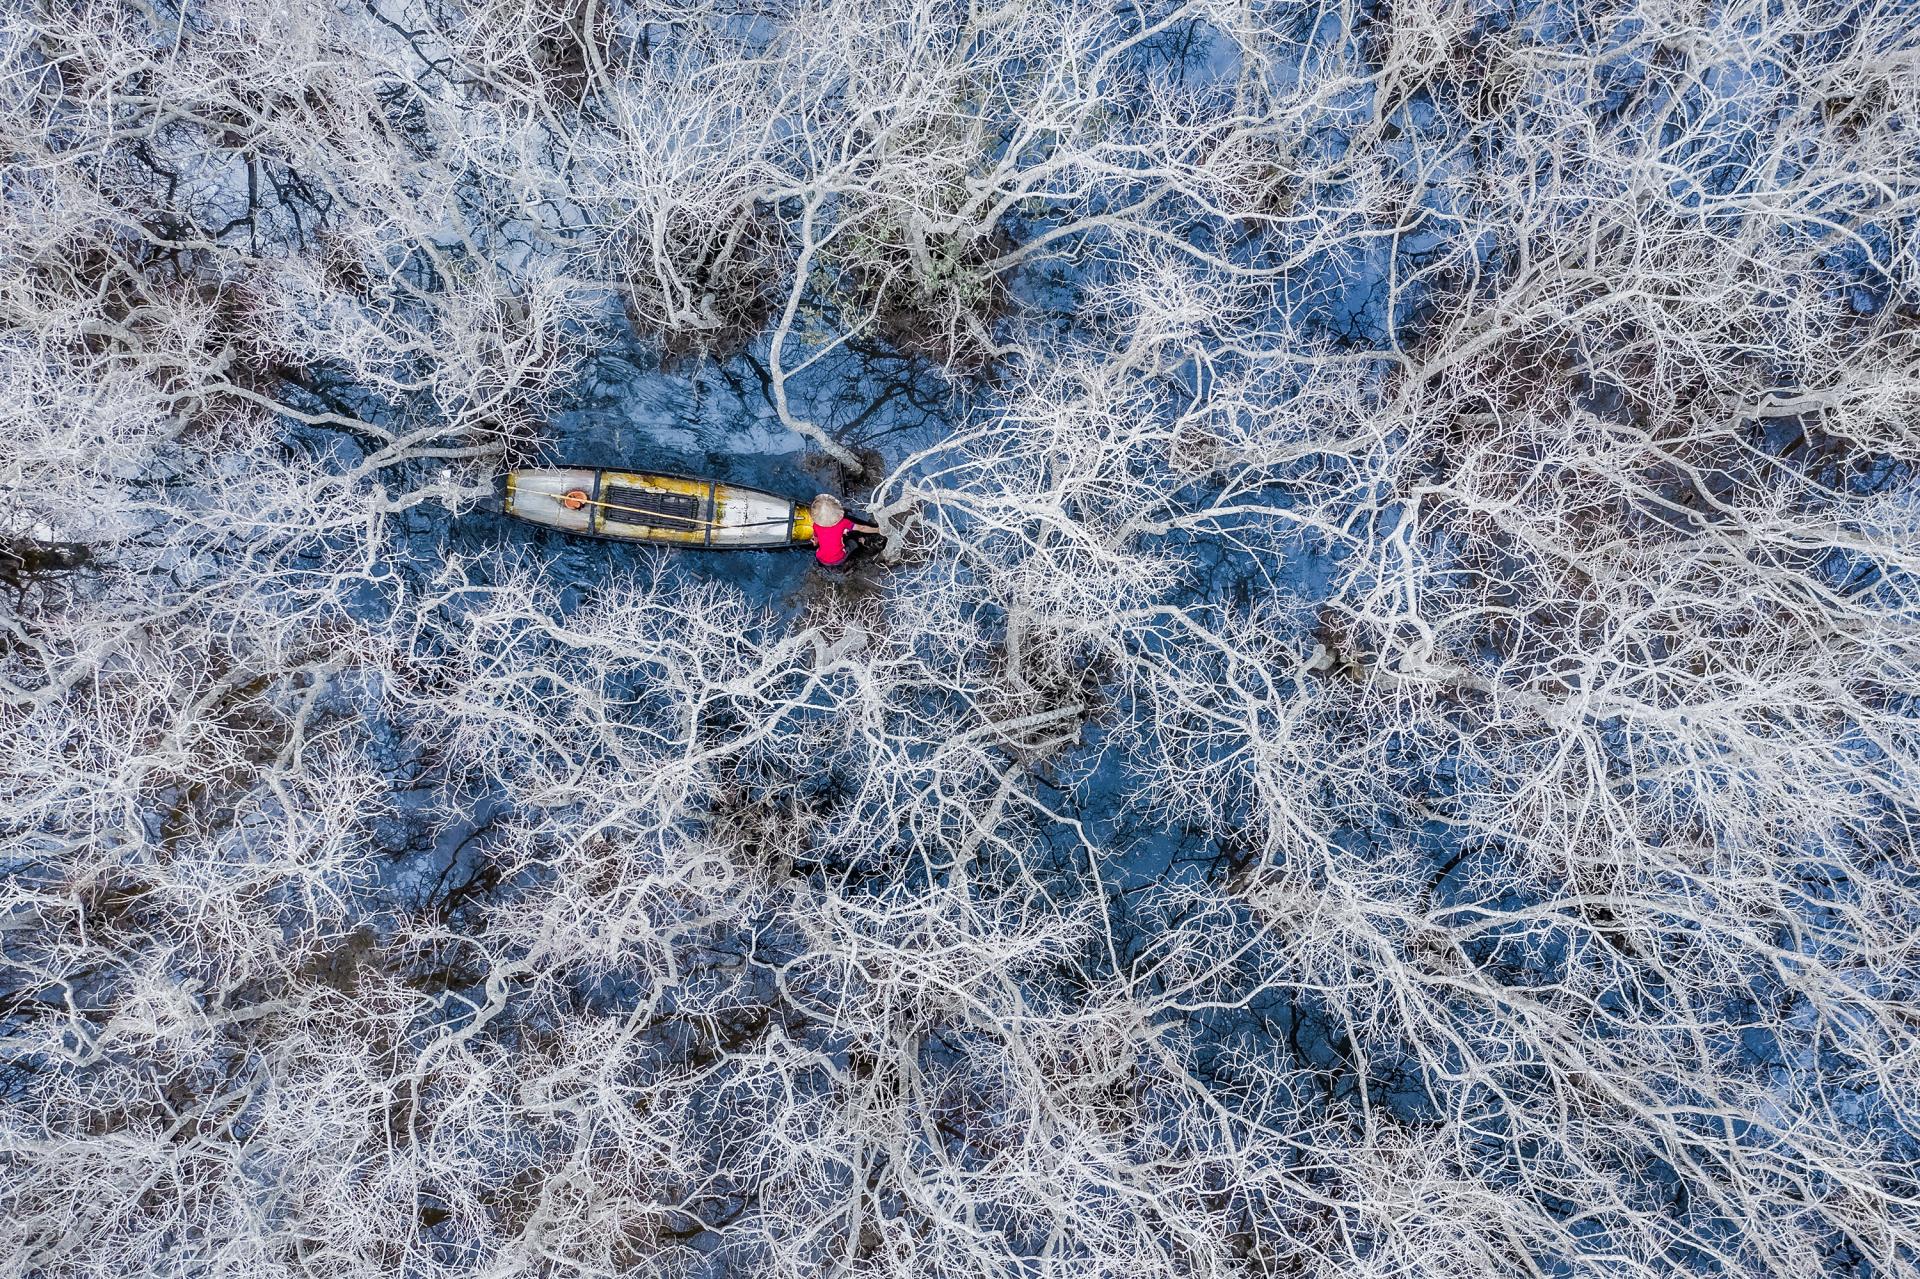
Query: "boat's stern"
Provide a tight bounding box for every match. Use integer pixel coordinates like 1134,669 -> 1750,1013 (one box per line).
502,468 -> 597,533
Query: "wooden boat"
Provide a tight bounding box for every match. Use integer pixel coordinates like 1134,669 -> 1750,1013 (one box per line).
502,466 -> 817,549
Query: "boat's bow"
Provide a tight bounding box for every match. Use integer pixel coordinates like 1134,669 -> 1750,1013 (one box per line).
502,468 -> 597,534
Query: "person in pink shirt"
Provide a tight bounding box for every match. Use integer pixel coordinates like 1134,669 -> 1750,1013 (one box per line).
808,494 -> 877,566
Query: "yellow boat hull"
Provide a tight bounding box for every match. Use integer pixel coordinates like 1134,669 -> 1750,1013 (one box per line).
503,468 -> 815,549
